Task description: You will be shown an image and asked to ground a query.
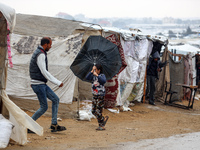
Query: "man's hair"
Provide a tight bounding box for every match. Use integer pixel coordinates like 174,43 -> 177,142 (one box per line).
41,37 -> 51,46
95,64 -> 103,73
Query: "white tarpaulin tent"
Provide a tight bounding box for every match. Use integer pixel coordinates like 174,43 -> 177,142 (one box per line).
7,33 -> 83,104
4,12 -> 168,113
79,24 -> 168,109
4,13 -> 85,105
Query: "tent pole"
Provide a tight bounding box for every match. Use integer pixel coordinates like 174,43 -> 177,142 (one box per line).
143,67 -> 147,103
0,93 -> 2,114
77,98 -> 80,119
77,79 -> 80,120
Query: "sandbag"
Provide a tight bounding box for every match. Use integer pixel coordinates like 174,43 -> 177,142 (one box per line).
0,114 -> 14,148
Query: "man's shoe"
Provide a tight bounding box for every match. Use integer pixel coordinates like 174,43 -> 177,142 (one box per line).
96,126 -> 105,131
27,129 -> 35,134
50,124 -> 67,132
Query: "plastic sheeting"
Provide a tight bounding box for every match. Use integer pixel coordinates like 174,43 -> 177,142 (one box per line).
117,38 -> 153,105
9,113 -> 27,145
119,39 -> 153,83
6,33 -> 83,104
0,3 -> 16,33
1,90 -> 43,145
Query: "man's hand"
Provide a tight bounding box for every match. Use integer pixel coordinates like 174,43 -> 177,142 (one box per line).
59,83 -> 63,87
157,68 -> 161,72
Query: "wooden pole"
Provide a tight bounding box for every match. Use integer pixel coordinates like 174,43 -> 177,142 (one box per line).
77,79 -> 80,120
143,67 -> 147,103
0,94 -> 2,114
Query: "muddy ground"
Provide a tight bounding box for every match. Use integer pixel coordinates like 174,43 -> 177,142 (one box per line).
5,97 -> 200,150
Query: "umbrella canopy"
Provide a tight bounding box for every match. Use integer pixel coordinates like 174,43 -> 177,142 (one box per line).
70,35 -> 122,81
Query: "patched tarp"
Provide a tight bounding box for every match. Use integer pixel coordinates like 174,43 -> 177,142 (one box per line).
118,38 -> 153,104
6,33 -> 83,104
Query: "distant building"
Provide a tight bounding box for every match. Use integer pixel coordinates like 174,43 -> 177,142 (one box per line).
56,12 -> 74,20
162,17 -> 175,24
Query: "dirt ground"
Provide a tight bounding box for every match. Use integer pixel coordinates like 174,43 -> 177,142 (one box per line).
5,96 -> 200,150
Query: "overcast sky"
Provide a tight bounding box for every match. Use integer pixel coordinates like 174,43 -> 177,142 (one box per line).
1,0 -> 200,19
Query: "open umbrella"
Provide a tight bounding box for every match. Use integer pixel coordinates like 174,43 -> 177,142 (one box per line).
70,35 -> 122,81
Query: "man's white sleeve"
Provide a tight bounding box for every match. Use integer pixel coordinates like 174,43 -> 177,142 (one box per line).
37,53 -> 62,86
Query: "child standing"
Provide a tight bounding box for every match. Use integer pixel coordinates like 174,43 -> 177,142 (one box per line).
86,64 -> 109,130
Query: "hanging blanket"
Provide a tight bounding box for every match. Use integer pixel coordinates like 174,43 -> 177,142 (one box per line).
104,34 -> 127,108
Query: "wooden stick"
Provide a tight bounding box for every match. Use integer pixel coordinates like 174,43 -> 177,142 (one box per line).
143,67 -> 147,103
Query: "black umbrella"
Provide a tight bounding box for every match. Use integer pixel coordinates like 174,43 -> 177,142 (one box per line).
70,35 -> 122,81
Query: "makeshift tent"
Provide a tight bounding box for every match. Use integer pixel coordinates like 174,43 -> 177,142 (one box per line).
74,25 -> 169,109
0,3 -> 43,146
5,13 -> 170,115
5,14 -> 85,110
155,44 -> 200,102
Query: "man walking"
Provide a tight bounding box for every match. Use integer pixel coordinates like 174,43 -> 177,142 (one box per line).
29,37 -> 66,133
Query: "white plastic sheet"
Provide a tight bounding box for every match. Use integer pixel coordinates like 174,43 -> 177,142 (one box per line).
10,113 -> 27,145
117,39 -> 153,105
78,100 -> 95,121
1,90 -> 43,145
79,110 -> 95,121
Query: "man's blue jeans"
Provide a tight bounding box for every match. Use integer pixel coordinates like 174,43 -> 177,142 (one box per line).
31,84 -> 59,125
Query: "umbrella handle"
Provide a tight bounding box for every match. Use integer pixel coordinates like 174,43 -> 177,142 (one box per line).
84,23 -> 104,37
